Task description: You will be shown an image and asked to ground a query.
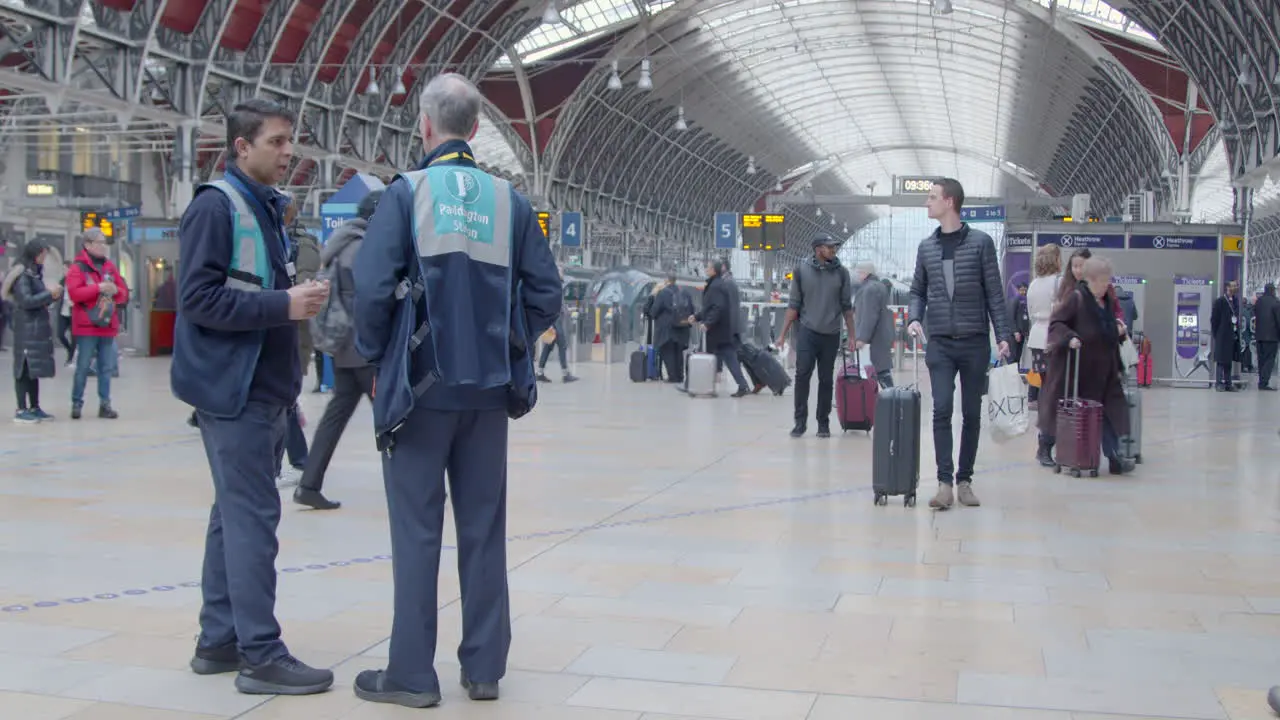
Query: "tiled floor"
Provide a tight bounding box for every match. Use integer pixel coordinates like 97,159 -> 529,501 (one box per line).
2,353 -> 1280,720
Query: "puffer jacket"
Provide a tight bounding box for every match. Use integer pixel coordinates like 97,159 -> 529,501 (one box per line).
908,224 -> 1011,342
6,264 -> 57,380
291,226 -> 321,374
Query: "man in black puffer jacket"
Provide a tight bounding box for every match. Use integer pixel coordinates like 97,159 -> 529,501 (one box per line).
907,178 -> 1011,510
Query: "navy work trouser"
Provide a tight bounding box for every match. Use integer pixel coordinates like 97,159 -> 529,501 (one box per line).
382,405 -> 511,694
196,401 -> 290,667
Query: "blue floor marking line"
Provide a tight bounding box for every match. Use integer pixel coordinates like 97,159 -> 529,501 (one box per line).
0,421 -> 1260,614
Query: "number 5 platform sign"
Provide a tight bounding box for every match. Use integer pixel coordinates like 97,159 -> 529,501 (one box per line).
714,211 -> 737,250
560,211 -> 583,247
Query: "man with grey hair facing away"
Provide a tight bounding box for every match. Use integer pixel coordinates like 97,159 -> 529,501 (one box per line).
853,261 -> 895,388
351,73 -> 562,708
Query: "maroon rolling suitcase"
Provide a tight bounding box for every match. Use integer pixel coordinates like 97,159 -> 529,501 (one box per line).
1054,346 -> 1103,478
837,349 -> 878,432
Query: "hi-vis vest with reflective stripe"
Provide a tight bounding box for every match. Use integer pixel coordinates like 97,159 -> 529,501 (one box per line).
201,179 -> 273,293
397,164 -> 512,269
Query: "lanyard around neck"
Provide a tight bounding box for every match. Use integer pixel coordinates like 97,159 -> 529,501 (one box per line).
428,151 -> 474,167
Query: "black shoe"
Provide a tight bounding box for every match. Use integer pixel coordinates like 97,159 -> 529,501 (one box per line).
98,404 -> 118,419
294,487 -> 341,510
353,669 -> 441,708
190,642 -> 241,675
816,424 -> 831,438
1036,439 -> 1056,468
1108,455 -> 1136,475
562,374 -> 579,383
70,405 -> 82,420
461,670 -> 499,701
731,387 -> 749,398
536,372 -> 551,383
1261,385 -> 1277,391
789,423 -> 806,438
234,654 -> 334,696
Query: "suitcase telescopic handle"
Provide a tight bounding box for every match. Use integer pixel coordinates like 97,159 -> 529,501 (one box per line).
1065,344 -> 1081,401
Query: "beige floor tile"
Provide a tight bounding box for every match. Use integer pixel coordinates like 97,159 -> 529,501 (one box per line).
1215,685 -> 1275,720
62,704 -> 226,720
567,677 -> 815,719
4,358 -> 1278,720
0,691 -> 93,720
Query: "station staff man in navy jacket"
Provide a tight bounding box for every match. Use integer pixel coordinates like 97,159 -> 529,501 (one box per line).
350,73 -> 561,709
171,98 -> 334,697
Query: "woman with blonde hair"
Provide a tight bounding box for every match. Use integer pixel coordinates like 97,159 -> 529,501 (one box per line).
1026,244 -> 1061,415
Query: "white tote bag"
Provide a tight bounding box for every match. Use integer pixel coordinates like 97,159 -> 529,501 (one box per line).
1119,337 -> 1139,368
986,362 -> 1030,444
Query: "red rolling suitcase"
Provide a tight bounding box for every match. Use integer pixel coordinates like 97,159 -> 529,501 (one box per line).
1054,346 -> 1103,478
836,348 -> 878,432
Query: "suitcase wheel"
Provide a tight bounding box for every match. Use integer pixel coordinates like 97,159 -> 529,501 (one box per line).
874,493 -> 888,506
1089,469 -> 1099,478
1134,454 -> 1143,464
904,494 -> 917,508
1053,465 -> 1063,474
1069,468 -> 1081,478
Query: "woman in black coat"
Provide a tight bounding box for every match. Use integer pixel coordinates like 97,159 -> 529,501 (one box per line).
1037,256 -> 1133,475
2,240 -> 60,422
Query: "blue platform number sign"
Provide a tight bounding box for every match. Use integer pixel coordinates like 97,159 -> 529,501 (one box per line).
560,211 -> 582,247
714,212 -> 737,250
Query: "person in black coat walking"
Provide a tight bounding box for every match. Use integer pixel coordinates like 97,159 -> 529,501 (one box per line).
2,239 -> 61,423
690,260 -> 749,397
1253,282 -> 1280,390
1209,281 -> 1241,391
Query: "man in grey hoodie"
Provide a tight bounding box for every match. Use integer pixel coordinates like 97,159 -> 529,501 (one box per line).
293,189 -> 384,511
775,235 -> 855,438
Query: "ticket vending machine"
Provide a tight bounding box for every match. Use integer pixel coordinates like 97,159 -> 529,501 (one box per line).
1112,275 -> 1146,335
1170,276 -> 1213,388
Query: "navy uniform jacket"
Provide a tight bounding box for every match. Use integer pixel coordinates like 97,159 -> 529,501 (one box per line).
352,139 -> 561,412
171,164 -> 300,417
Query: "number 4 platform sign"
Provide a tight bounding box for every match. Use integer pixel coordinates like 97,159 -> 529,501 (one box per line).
560,211 -> 582,247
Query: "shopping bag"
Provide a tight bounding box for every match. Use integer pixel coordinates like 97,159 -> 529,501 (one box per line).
539,327 -> 557,345
1119,337 -> 1139,368
985,362 -> 1029,443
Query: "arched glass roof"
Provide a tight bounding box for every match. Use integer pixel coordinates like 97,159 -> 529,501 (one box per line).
635,0 -> 1165,214
1030,0 -> 1158,44
494,0 -> 678,67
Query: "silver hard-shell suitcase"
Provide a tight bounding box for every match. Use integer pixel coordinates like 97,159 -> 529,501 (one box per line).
685,334 -> 718,398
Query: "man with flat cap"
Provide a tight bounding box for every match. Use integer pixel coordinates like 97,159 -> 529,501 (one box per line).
775,234 -> 856,438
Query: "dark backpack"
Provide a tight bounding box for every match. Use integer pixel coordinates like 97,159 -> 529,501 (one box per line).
76,261 -> 116,328
309,260 -> 353,355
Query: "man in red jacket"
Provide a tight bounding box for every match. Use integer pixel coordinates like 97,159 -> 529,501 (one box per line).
65,228 -> 129,419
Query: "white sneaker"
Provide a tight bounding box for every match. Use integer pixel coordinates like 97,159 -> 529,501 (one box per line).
275,467 -> 301,489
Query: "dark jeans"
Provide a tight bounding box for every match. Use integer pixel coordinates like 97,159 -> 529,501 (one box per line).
72,336 -> 117,407
1259,341 -> 1278,388
659,341 -> 685,382
714,340 -> 749,391
56,316 -> 73,361
14,363 -> 38,410
300,366 -> 374,492
537,334 -> 568,373
793,327 -> 840,425
277,404 -> 308,472
196,401 -> 290,667
925,335 -> 990,485
383,406 -> 511,694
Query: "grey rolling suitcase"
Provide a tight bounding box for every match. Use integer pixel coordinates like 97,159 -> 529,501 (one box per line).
871,349 -> 922,507
1120,380 -> 1143,464
685,335 -> 718,398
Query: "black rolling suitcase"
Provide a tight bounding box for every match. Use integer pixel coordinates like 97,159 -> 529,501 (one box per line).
871,345 -> 921,507
738,342 -> 789,396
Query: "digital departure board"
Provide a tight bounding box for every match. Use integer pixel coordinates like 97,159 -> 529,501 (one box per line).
897,176 -> 937,195
536,211 -> 550,238
740,213 -> 786,251
762,213 -> 785,250
740,213 -> 764,250
80,211 -> 114,238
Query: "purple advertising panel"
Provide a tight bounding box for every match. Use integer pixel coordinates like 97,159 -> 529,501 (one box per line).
1222,254 -> 1242,289
1003,251 -> 1031,302
1129,234 -> 1217,251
